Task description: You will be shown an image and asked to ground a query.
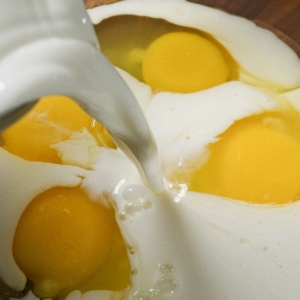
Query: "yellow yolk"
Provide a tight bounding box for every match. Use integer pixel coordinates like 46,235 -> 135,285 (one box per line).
2,95 -> 115,163
142,32 -> 229,93
190,112 -> 300,204
59,228 -> 131,300
13,187 -> 116,299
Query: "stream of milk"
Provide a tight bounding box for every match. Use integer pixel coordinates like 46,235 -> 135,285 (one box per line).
0,0 -> 164,194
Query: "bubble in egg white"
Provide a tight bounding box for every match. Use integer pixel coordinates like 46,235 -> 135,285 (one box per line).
159,263 -> 175,276
122,184 -> 149,203
124,201 -> 144,217
155,275 -> 177,296
122,184 -> 153,216
133,291 -> 151,300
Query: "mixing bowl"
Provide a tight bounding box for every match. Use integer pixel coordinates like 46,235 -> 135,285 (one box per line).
0,1 -> 300,300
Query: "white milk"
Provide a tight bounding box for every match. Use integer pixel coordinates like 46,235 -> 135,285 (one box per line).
0,0 -> 164,194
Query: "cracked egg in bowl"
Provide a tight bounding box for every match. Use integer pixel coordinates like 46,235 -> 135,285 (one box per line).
1,0 -> 300,300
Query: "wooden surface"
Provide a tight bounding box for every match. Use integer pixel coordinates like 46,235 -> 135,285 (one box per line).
188,0 -> 300,45
84,0 -> 117,8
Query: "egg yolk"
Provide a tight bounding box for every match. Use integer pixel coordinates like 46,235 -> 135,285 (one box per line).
142,32 -> 229,93
190,112 -> 300,204
2,95 -> 115,163
59,227 -> 131,300
13,187 -> 116,299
